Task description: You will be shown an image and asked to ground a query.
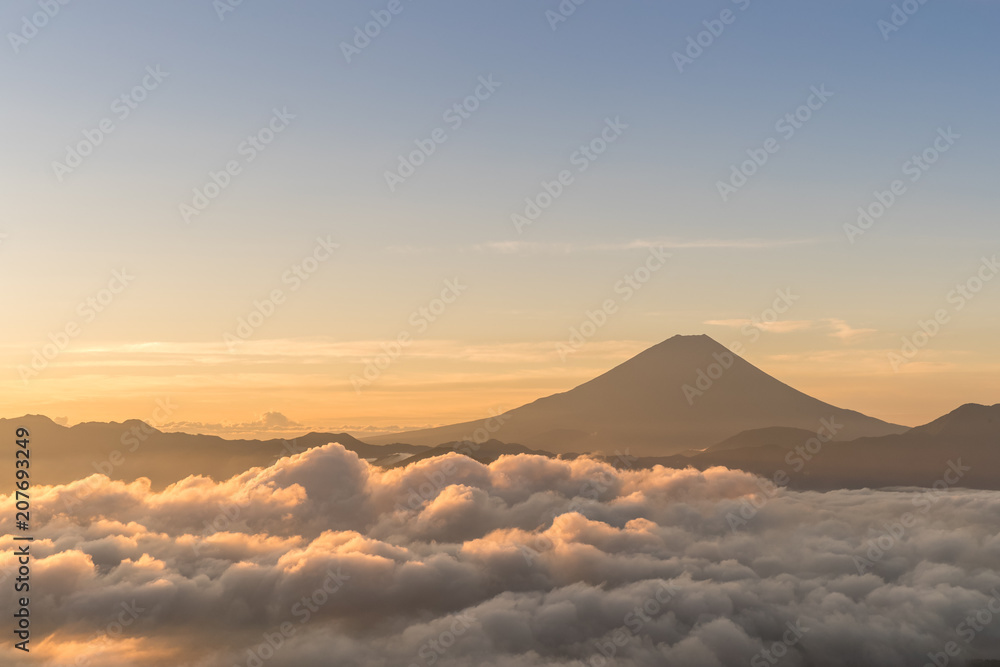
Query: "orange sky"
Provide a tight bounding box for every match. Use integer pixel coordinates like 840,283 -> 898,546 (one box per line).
5,332 -> 998,438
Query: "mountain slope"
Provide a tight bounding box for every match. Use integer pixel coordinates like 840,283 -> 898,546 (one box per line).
364,334 -> 907,455
907,403 -> 1000,440
0,415 -> 424,491
637,403 -> 1000,490
706,426 -> 820,453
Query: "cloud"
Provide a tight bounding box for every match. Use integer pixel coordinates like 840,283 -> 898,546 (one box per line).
2,445 -> 999,666
52,338 -> 647,368
704,318 -> 878,339
469,238 -> 820,255
163,411 -> 307,438
704,319 -> 815,333
826,318 -> 878,340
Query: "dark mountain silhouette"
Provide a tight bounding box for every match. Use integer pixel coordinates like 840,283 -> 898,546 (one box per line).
367,404 -> 1000,491
907,403 -> 1000,440
634,403 -> 1000,490
9,338 -> 994,492
706,426 -> 820,453
5,403 -> 997,493
364,335 -> 907,455
1,415 -> 425,491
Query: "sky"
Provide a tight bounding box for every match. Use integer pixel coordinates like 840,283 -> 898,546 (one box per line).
1,0 -> 998,434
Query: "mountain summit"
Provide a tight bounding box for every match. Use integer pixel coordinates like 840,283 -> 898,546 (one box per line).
365,334 -> 907,455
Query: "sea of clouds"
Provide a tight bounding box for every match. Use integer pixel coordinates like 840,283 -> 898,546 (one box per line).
2,443 -> 1000,666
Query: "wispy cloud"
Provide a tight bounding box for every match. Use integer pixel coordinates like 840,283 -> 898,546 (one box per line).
387,238 -> 820,256
164,411 -> 306,437
597,238 -> 821,250
470,238 -> 820,255
704,317 -> 878,339
40,338 -> 653,369
160,412 -> 430,439
704,319 -> 815,333
826,318 -> 878,340
383,245 -> 439,255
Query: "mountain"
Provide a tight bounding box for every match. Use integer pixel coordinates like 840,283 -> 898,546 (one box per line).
636,403 -> 1000,490
706,426 -> 820,453
363,335 -> 907,455
907,403 -> 1000,440
0,415 -> 425,492
5,402 -> 996,495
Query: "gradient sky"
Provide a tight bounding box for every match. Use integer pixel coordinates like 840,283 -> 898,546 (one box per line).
2,0 -> 998,435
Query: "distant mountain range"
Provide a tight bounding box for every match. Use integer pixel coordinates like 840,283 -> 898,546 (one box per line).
0,415 -> 425,491
364,334 -> 906,454
635,402 -> 1000,490
4,335 -> 996,493
5,402 -> 998,493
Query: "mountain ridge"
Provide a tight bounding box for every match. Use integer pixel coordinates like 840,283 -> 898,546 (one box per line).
632,401 -> 1000,490
363,334 -> 907,454
0,415 -> 425,490
3,401 -> 996,492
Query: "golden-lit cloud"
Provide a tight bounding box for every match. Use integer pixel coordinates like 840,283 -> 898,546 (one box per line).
3,444 -> 999,666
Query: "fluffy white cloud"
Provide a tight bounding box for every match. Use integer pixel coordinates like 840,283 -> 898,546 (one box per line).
2,444 -> 999,666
